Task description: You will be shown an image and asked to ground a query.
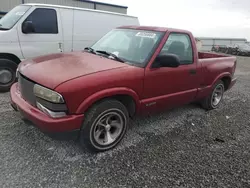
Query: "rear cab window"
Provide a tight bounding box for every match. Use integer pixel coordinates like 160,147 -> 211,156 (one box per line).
160,33 -> 193,65
23,8 -> 58,34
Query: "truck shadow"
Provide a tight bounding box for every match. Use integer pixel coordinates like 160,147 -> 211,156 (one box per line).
15,102 -> 207,160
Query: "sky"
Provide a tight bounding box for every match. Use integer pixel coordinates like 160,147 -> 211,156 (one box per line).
95,0 -> 250,40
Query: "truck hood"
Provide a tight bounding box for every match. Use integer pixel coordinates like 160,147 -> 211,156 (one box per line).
0,30 -> 8,42
19,52 -> 129,89
0,29 -> 18,42
0,30 -> 4,42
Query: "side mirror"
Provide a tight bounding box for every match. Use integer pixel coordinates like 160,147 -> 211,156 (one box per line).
22,21 -> 35,34
152,53 -> 180,68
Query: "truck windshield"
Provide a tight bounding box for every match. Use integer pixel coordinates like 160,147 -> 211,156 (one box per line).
0,5 -> 31,30
91,29 -> 164,66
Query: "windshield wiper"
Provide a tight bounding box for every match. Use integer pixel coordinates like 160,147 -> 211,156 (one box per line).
84,47 -> 96,54
96,50 -> 125,63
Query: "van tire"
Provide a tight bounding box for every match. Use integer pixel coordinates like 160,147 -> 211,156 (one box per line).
201,80 -> 225,110
0,59 -> 18,92
80,99 -> 129,152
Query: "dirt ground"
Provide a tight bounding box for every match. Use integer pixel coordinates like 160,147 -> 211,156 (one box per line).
1,56 -> 250,188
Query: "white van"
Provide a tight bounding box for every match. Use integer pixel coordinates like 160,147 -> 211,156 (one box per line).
0,3 -> 139,91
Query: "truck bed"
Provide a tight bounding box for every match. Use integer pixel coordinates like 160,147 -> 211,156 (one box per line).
195,51 -> 237,101
198,52 -> 230,59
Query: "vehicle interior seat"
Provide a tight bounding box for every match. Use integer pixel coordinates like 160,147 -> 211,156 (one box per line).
167,41 -> 185,60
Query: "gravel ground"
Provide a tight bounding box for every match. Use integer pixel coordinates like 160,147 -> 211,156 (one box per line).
1,56 -> 250,188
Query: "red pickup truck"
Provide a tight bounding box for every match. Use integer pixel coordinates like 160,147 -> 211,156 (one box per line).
10,26 -> 237,152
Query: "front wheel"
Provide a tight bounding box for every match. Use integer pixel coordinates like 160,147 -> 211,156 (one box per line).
201,80 -> 225,110
80,99 -> 129,152
0,59 -> 18,92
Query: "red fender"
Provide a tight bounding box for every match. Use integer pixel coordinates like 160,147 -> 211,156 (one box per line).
76,87 -> 141,114
212,72 -> 232,86
196,72 -> 232,100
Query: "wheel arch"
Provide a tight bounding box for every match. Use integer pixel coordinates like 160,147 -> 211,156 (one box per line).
221,76 -> 231,91
212,72 -> 232,90
76,87 -> 140,117
0,53 -> 21,65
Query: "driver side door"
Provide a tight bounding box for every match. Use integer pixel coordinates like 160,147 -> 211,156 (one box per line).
17,7 -> 63,59
142,32 -> 199,113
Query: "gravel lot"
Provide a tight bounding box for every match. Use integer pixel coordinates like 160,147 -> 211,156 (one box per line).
1,56 -> 250,188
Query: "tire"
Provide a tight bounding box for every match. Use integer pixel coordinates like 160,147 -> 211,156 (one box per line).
80,99 -> 129,152
201,80 -> 225,110
0,59 -> 18,92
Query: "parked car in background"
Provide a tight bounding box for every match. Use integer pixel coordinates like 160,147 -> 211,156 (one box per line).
11,26 -> 237,152
211,45 -> 219,52
225,44 -> 233,54
0,3 -> 139,92
211,45 -> 228,53
230,43 -> 250,56
218,45 -> 228,53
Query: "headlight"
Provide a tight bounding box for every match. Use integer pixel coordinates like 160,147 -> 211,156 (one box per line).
33,84 -> 64,103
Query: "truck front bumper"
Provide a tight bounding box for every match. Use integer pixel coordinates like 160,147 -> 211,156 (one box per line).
10,83 -> 84,140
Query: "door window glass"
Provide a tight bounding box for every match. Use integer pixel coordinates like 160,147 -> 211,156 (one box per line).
24,8 -> 58,34
160,33 -> 193,65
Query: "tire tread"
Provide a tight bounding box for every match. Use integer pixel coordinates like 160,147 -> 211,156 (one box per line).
80,99 -> 129,152
0,58 -> 18,92
201,80 -> 224,111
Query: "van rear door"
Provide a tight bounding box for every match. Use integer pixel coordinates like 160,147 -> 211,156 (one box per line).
17,7 -> 63,59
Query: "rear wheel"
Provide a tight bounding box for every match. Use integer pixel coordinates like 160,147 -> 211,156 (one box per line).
0,59 -> 18,92
201,80 -> 225,110
80,99 -> 129,152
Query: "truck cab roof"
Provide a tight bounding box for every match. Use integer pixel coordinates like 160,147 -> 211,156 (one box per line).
118,25 -> 192,34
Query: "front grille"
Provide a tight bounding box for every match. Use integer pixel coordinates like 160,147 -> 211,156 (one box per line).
18,73 -> 36,107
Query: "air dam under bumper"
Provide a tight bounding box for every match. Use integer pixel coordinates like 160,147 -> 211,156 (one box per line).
10,83 -> 84,140
228,77 -> 237,90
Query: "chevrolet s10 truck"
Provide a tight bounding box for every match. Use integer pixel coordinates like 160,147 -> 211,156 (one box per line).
10,26 -> 237,152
